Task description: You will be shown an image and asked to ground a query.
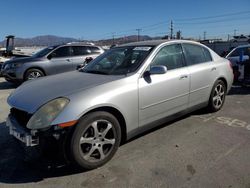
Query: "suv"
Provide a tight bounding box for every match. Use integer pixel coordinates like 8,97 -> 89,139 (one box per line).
0,44 -> 104,83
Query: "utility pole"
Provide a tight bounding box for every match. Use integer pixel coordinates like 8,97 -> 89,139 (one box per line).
203,31 -> 207,40
170,20 -> 173,39
176,30 -> 181,39
234,29 -> 238,36
136,29 -> 142,41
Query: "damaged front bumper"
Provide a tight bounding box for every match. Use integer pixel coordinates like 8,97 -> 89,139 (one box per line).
6,116 -> 39,146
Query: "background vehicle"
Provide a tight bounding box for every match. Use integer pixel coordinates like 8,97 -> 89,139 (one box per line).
0,35 -> 32,73
1,43 -> 104,83
226,44 -> 250,82
231,35 -> 250,43
6,40 -> 233,170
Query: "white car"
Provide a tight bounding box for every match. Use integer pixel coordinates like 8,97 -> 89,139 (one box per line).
231,35 -> 250,43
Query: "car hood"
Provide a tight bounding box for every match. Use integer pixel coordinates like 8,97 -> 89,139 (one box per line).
4,56 -> 42,65
8,71 -> 124,114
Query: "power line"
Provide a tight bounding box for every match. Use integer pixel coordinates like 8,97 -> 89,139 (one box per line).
84,10 -> 250,40
175,10 -> 250,21
175,16 -> 250,25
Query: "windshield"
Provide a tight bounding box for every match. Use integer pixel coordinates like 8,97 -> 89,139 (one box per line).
32,46 -> 57,58
82,46 -> 154,75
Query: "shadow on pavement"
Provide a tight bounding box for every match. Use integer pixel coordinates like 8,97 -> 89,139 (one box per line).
0,80 -> 18,90
0,121 -> 85,184
228,85 -> 250,95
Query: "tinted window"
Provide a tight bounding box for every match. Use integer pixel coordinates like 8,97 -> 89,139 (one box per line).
33,46 -> 57,58
229,47 -> 250,57
229,48 -> 240,57
203,47 -> 212,62
52,46 -> 71,57
72,46 -> 90,56
151,44 -> 184,70
182,43 -> 209,66
89,46 -> 101,54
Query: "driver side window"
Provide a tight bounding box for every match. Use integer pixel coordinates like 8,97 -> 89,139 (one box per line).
52,46 -> 71,58
151,44 -> 184,70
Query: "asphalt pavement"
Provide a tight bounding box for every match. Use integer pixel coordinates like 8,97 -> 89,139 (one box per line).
0,77 -> 250,188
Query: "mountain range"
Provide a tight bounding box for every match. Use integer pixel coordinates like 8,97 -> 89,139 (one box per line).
0,35 -> 160,47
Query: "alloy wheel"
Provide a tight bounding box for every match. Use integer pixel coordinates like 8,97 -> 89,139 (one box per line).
79,120 -> 116,163
27,71 -> 42,80
212,83 -> 225,109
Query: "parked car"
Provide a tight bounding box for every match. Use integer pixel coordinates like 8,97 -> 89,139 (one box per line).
231,35 -> 250,43
226,44 -> 250,81
0,43 -> 104,83
6,40 -> 233,170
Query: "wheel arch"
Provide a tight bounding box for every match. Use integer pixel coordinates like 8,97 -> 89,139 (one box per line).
23,67 -> 46,80
82,106 -> 127,144
217,77 -> 228,91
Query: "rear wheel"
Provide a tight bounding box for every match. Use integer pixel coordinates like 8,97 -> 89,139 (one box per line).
208,80 -> 226,112
70,111 -> 121,170
24,69 -> 44,81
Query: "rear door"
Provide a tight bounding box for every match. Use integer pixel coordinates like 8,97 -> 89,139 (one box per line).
71,46 -> 91,69
138,43 -> 189,126
182,43 -> 218,107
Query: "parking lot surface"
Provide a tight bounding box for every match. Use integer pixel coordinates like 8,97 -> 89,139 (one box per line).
0,77 -> 250,188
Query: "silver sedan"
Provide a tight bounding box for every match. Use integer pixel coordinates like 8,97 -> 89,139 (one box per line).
6,40 -> 234,169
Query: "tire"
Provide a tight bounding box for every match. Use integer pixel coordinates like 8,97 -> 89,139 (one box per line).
24,68 -> 44,81
208,80 -> 226,112
70,111 -> 121,170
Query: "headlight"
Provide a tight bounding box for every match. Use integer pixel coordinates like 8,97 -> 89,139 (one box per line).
27,97 -> 69,130
10,63 -> 22,68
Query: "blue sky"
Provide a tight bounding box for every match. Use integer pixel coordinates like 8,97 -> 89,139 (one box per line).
0,0 -> 250,40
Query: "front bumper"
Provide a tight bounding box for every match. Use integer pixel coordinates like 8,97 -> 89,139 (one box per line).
6,116 -> 39,146
6,115 -> 73,148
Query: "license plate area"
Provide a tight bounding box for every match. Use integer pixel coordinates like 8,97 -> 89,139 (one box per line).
7,117 -> 39,147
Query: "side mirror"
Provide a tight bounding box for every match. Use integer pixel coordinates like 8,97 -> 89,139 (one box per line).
47,54 -> 52,60
149,65 -> 167,75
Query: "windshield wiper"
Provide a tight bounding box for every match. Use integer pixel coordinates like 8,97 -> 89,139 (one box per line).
82,70 -> 109,75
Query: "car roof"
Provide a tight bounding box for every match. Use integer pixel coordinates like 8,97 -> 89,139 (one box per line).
119,40 -> 170,47
63,43 -> 100,47
118,39 -> 202,47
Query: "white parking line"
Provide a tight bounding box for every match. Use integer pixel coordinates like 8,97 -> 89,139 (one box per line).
192,115 -> 250,131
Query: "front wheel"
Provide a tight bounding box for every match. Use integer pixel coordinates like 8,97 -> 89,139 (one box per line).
208,80 -> 226,112
24,69 -> 44,81
70,111 -> 121,170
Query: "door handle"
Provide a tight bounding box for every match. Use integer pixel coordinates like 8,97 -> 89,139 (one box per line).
211,67 -> 216,71
180,75 -> 188,79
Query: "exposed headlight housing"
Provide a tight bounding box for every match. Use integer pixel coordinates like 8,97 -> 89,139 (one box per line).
27,97 -> 69,130
10,63 -> 22,69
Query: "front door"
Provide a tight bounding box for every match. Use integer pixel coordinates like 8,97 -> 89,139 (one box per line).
139,44 -> 189,126
48,46 -> 73,75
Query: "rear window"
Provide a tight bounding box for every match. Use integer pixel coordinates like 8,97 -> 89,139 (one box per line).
89,46 -> 101,54
203,48 -> 213,62
182,43 -> 211,66
72,46 -> 90,56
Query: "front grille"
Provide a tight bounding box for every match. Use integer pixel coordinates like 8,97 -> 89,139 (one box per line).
10,108 -> 32,127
